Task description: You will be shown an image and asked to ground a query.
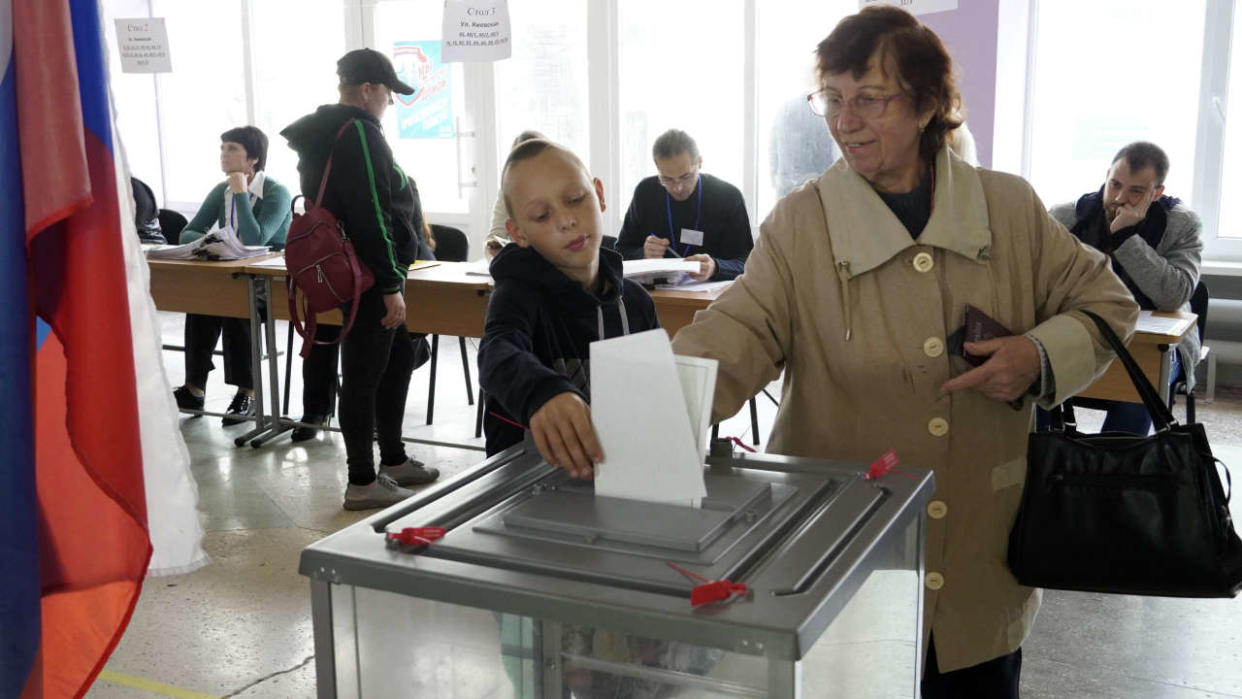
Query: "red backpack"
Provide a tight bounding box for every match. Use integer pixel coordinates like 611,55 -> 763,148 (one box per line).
285,121 -> 375,358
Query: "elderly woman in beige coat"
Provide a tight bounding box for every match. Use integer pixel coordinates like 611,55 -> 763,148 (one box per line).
671,7 -> 1138,697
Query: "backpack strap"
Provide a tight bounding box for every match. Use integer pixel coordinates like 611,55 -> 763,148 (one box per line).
314,120 -> 358,208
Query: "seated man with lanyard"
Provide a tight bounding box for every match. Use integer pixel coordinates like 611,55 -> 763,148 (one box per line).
1047,141 -> 1202,435
616,129 -> 753,281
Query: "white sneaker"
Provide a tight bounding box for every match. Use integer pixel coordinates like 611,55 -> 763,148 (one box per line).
343,473 -> 416,511
381,458 -> 440,487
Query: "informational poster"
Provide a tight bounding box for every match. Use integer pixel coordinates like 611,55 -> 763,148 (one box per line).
393,41 -> 456,140
114,18 -> 172,73
441,0 -> 511,63
858,0 -> 957,15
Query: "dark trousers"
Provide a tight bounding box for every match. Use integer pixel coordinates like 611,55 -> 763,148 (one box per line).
184,313 -> 253,390
921,635 -> 1021,699
302,325 -> 341,418
339,288 -> 415,485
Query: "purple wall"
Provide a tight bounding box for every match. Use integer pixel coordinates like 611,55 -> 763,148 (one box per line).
919,0 -> 999,168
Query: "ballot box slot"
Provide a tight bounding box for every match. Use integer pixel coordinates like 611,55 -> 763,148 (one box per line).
769,485 -> 890,596
715,476 -> 847,584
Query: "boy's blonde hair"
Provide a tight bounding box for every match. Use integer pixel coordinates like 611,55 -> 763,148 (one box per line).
500,139 -> 592,221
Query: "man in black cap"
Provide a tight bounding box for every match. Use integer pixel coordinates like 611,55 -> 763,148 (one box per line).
281,48 -> 439,510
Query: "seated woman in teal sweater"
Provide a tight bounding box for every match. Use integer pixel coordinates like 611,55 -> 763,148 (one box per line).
172,126 -> 292,424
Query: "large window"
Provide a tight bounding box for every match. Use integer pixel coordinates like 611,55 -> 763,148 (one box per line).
149,0 -> 247,208
755,1 -> 853,221
616,0 -> 745,212
372,0 -> 471,215
493,0 -> 590,169
1026,0 -> 1206,210
1216,1 -> 1242,241
249,0 -> 346,192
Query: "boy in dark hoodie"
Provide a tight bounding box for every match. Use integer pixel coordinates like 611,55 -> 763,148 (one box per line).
479,140 -> 659,477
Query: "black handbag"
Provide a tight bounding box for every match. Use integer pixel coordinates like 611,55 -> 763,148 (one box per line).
1008,310 -> 1242,597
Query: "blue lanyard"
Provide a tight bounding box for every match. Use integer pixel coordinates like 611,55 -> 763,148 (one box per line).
664,174 -> 702,257
228,195 -> 237,231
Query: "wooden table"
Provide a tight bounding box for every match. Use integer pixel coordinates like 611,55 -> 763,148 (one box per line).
244,259 -> 723,338
147,254 -> 283,445
147,254 -> 280,317
1077,311 -> 1197,404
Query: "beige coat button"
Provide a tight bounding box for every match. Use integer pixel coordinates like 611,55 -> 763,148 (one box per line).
925,572 -> 945,590
912,252 -> 934,273
927,500 -> 948,519
923,337 -> 944,357
928,417 -> 949,436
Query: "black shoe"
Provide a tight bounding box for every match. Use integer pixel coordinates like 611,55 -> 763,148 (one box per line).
221,392 -> 255,426
290,414 -> 328,442
173,386 -> 205,414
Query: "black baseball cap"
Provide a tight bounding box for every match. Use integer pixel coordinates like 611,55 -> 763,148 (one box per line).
337,48 -> 415,95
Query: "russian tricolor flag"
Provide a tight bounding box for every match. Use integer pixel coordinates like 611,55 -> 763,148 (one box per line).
1,0 -> 204,695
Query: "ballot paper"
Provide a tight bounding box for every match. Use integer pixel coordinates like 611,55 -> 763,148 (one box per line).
590,329 -> 712,505
145,224 -> 269,261
621,259 -> 701,286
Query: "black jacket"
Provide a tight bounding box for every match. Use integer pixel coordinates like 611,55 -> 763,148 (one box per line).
478,245 -> 660,455
616,172 -> 754,280
280,105 -> 417,293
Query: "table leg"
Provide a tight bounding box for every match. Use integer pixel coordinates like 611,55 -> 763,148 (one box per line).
1158,343 -> 1172,404
251,275 -> 294,447
234,275 -> 271,447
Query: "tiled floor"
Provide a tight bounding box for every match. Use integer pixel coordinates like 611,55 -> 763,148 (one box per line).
87,315 -> 1242,698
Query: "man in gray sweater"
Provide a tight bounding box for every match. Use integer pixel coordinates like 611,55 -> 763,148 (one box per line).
1049,141 -> 1202,434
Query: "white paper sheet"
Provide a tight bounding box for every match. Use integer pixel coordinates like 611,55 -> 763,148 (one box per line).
675,355 -> 718,465
462,258 -> 493,276
654,280 -> 732,293
621,259 -> 701,277
145,225 -> 269,261
590,330 -> 708,505
1136,310 -> 1194,336
248,255 -> 288,269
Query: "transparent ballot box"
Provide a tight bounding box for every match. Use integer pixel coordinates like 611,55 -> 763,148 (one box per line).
301,443 -> 933,698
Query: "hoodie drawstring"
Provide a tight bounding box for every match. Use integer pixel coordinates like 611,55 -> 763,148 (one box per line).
597,298 -> 630,340
835,260 -> 852,342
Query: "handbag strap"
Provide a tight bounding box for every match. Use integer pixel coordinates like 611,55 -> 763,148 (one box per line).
1072,310 -> 1178,431
314,120 -> 357,208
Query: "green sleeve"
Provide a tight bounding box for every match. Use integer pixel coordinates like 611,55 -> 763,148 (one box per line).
233,178 -> 293,246
179,183 -> 227,244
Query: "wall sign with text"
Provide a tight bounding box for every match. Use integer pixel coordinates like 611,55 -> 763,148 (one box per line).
441,0 -> 511,62
114,18 -> 172,73
858,0 -> 957,16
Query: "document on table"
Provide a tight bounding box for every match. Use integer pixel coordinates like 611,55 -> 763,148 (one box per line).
463,258 -> 493,276
621,259 -> 701,286
590,329 -> 712,506
1136,310 -> 1194,336
654,280 -> 732,293
145,225 -> 269,261
248,255 -> 288,269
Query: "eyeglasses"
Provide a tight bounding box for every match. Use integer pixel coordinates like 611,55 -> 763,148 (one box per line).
807,90 -> 908,119
658,170 -> 698,188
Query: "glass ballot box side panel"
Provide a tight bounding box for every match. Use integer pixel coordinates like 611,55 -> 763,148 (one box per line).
801,514 -> 923,699
324,505 -> 923,698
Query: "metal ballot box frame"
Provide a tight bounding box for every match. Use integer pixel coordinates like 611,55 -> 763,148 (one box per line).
301,442 -> 934,698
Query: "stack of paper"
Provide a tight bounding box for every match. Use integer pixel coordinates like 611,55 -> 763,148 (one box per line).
590,329 -> 716,506
621,259 -> 701,286
146,225 -> 269,261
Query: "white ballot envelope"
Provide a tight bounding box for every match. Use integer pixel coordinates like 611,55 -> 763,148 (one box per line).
590,329 -> 715,506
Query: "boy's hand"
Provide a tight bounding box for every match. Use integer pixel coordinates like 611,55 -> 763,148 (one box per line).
643,235 -> 671,259
685,254 -> 716,281
485,239 -> 504,258
529,392 -> 603,479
